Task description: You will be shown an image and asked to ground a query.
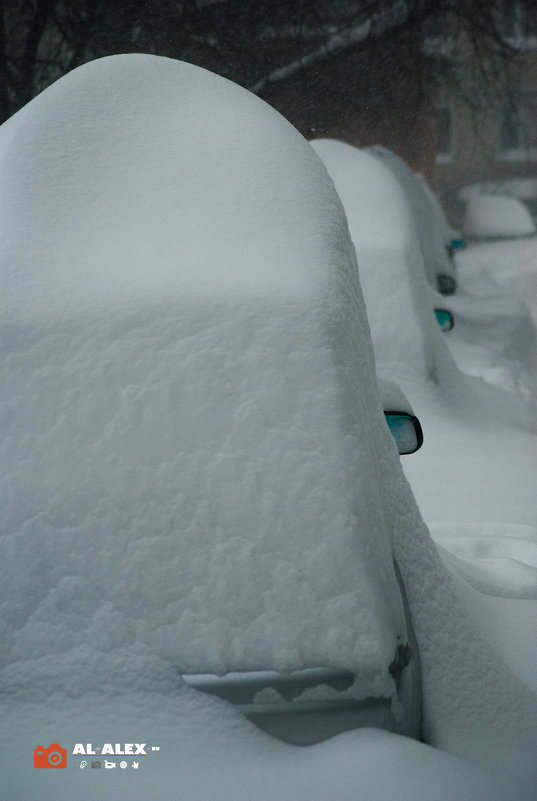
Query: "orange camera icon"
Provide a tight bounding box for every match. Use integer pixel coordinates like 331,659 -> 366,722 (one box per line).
34,744 -> 67,769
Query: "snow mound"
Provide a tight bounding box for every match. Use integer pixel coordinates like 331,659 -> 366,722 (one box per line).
0,670 -> 514,801
432,522 -> 537,598
311,139 -> 453,385
365,145 -> 455,289
2,57 -> 350,323
0,54 -> 406,682
464,195 -> 536,239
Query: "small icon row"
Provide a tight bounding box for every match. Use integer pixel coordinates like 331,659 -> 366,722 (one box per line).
80,760 -> 139,769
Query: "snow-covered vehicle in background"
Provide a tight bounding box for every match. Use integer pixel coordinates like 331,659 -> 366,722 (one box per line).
0,54 -> 536,801
365,145 -> 458,296
311,138 -> 456,388
444,183 -> 537,405
463,193 -> 536,240
460,178 -> 537,230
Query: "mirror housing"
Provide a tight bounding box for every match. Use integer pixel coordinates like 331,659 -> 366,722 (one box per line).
434,308 -> 454,332
384,412 -> 424,455
446,238 -> 465,262
436,273 -> 457,296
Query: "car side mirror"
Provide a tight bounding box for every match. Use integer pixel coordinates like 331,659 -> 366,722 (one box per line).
436,273 -> 457,295
384,412 -> 424,455
434,308 -> 454,331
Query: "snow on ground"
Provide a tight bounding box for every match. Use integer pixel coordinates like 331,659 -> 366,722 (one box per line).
1,56 -> 537,800
432,235 -> 537,696
423,234 -> 537,535
2,675 -> 515,801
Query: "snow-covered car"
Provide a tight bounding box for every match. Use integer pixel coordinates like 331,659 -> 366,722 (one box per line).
446,191 -> 537,404
460,178 -> 537,224
365,145 -> 457,295
463,194 -> 536,239
1,54 -> 536,801
311,138 -> 455,389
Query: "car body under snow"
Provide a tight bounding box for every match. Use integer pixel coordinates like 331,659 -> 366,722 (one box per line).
310,138 -> 455,390
365,145 -> 458,296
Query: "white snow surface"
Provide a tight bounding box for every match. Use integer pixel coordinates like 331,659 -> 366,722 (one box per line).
364,144 -> 456,288
312,138 -> 537,531
311,138 -> 537,783
464,194 -> 536,238
1,56 -> 536,800
310,138 -> 453,385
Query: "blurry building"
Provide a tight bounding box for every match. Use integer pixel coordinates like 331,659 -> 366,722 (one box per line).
432,6 -> 537,222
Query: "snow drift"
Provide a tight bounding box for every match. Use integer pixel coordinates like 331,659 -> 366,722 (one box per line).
464,194 -> 536,239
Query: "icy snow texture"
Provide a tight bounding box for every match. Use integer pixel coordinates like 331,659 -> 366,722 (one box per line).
1,55 -> 537,800
464,195 -> 536,238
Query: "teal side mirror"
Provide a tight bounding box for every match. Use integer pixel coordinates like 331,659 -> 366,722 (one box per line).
434,308 -> 454,332
450,238 -> 466,250
384,412 -> 424,455
436,273 -> 457,295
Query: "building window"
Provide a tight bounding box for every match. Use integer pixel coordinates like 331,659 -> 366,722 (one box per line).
435,105 -> 453,164
499,92 -> 537,160
497,4 -> 537,49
